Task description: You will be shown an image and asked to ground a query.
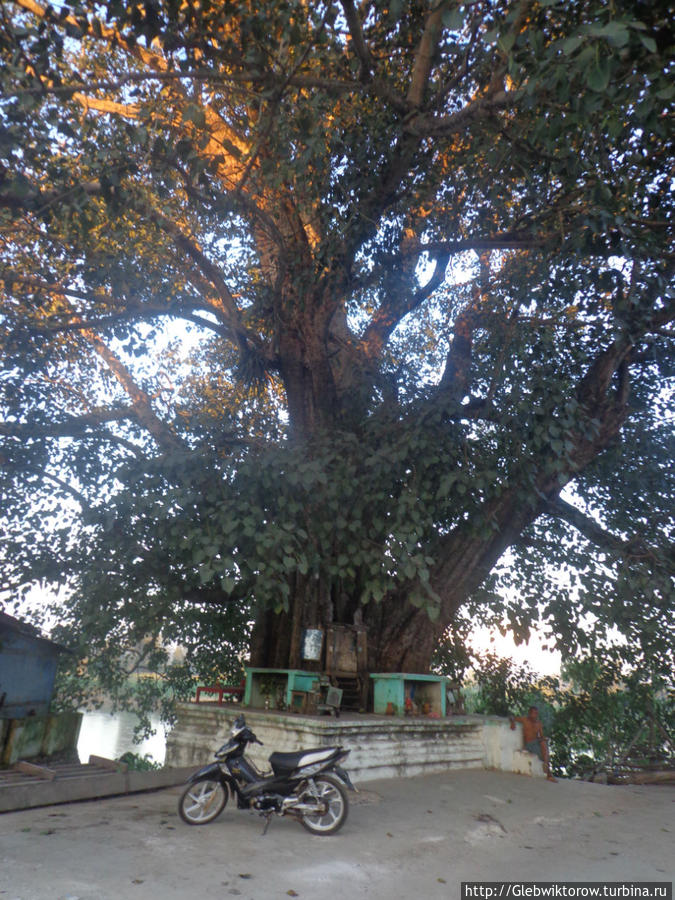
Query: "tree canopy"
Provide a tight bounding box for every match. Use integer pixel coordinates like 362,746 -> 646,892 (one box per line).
0,0 -> 673,692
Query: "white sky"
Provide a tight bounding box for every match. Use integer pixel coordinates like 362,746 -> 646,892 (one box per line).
469,625 -> 562,677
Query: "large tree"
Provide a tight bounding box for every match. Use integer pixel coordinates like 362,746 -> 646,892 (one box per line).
0,0 -> 673,683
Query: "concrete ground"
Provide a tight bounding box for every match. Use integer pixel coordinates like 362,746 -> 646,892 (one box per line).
1,770 -> 673,900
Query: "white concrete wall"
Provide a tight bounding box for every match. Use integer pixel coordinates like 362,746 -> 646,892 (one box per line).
480,715 -> 545,778
166,706 -> 545,782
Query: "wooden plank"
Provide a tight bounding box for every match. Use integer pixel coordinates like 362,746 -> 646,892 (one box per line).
88,754 -> 128,773
610,769 -> 675,785
15,761 -> 57,781
0,771 -> 38,786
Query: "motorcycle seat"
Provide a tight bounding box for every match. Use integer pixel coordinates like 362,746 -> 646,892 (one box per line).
269,746 -> 340,775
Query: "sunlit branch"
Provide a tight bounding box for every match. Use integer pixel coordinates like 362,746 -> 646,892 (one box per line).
14,0 -> 168,72
73,93 -> 139,119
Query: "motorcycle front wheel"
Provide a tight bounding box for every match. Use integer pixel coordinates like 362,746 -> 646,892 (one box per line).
178,778 -> 228,825
299,774 -> 349,836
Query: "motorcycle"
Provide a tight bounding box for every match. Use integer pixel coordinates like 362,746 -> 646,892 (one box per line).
178,714 -> 356,835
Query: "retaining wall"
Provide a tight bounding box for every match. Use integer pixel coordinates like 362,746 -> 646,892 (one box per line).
165,705 -> 545,782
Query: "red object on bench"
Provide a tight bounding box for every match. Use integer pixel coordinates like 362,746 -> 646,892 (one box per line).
195,680 -> 245,704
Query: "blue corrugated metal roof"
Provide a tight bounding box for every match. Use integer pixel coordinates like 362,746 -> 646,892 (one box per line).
0,611 -> 71,654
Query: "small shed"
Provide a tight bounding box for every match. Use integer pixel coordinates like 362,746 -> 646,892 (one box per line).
0,611 -> 70,718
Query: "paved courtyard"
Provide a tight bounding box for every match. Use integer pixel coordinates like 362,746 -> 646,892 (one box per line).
1,769 -> 673,900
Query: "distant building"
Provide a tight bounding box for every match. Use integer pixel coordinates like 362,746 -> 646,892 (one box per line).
0,611 -> 71,718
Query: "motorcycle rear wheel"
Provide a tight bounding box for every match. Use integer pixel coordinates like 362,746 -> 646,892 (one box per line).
299,774 -> 348,835
178,779 -> 228,825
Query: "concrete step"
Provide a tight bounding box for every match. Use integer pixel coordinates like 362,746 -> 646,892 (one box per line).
0,762 -> 193,812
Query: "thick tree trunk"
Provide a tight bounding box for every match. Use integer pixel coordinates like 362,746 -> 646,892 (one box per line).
249,564 -> 449,673
361,597 -> 443,672
248,593 -> 442,673
246,486 -> 549,674
247,283 -> 575,675
249,607 -> 294,669
249,572 -> 334,669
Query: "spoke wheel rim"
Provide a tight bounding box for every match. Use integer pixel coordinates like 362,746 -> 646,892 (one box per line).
302,781 -> 344,832
183,781 -> 223,822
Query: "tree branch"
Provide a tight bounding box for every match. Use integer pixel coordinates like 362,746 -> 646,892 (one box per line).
412,234 -> 545,257
410,90 -> 522,136
79,326 -> 183,453
14,0 -> 168,72
1,174 -> 267,357
12,68 -> 363,98
340,0 -> 374,80
0,409 -> 134,439
147,207 -> 260,356
72,93 -> 139,119
357,228 -> 540,361
547,496 -> 674,575
6,287 -> 186,453
407,0 -> 450,108
1,272 -> 228,338
22,466 -> 92,509
360,252 -> 450,355
435,252 -> 497,406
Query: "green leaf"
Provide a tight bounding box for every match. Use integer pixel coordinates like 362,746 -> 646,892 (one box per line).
387,0 -> 404,22
589,22 -> 629,47
442,7 -> 464,31
562,35 -> 583,55
183,104 -> 206,128
498,32 -> 516,53
638,34 -> 657,53
586,56 -> 611,92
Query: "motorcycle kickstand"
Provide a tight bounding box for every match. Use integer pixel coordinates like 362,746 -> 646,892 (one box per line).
261,812 -> 273,836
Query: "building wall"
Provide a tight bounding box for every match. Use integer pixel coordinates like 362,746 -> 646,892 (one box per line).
0,630 -> 61,718
0,712 -> 83,765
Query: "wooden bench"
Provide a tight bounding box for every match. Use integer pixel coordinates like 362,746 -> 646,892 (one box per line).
195,680 -> 245,704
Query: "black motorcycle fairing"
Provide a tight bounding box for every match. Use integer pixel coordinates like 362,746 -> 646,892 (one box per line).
186,761 -> 237,795
333,765 -> 357,792
239,773 -> 301,799
227,754 -> 268,784
186,761 -> 224,783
